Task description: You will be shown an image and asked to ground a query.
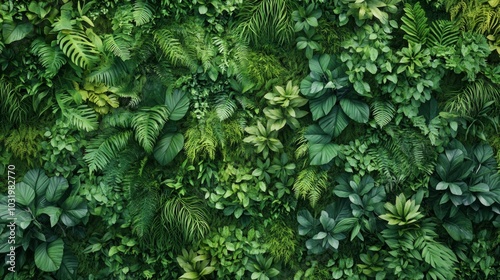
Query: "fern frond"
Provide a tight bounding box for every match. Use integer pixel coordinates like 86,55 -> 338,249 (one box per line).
293,167 -> 328,207
84,130 -> 133,173
154,28 -> 197,71
31,39 -> 67,78
214,94 -> 237,121
64,105 -> 99,132
371,100 -> 395,128
131,105 -> 169,153
429,20 -> 460,47
401,2 -> 430,45
133,0 -> 154,26
162,196 -> 210,243
0,79 -> 27,124
130,185 -> 159,238
87,57 -> 130,86
103,35 -> 131,61
57,29 -> 100,69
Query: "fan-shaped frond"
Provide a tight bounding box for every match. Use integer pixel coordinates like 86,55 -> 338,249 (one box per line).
57,29 -> 100,69
130,184 -> 160,238
64,105 -> 99,132
443,78 -> 500,118
87,57 -> 130,86
429,20 -> 460,47
371,100 -> 395,128
236,0 -> 295,46
162,196 -> 210,243
0,79 -> 27,124
131,105 -> 169,153
293,167 -> 328,207
133,0 -> 154,26
84,130 -> 133,173
103,35 -> 132,61
401,2 -> 430,45
214,94 -> 237,121
154,28 -> 197,71
31,39 -> 67,78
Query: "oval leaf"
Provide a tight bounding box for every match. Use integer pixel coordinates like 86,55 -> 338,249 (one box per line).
35,239 -> 64,272
153,133 -> 184,165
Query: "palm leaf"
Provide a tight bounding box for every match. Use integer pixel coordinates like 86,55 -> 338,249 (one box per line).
31,39 -> 67,78
428,20 -> 460,47
57,29 -> 99,69
162,196 -> 210,243
84,130 -> 133,173
64,105 -> 99,132
131,105 -> 169,153
154,28 -> 197,71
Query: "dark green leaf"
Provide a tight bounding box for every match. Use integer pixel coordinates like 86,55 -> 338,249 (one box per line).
35,239 -> 64,272
153,133 -> 184,165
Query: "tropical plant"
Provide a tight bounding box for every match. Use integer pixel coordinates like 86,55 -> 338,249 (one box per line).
297,201 -> 357,254
333,0 -> 402,26
0,169 -> 87,276
263,81 -> 308,130
243,121 -> 284,159
176,249 -> 216,280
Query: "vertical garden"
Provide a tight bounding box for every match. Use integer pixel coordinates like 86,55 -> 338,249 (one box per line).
1,0 -> 499,279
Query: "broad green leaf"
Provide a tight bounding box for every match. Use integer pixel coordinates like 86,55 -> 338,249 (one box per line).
154,133 -> 184,165
15,182 -> 35,206
309,143 -> 339,165
333,217 -> 357,234
339,98 -> 369,123
23,169 -> 50,197
443,212 -> 473,241
3,22 -> 33,44
319,106 -> 349,137
46,177 -> 69,202
309,93 -> 337,121
35,239 -> 64,272
164,89 -> 190,121
37,206 -> 62,227
304,125 -> 332,144
60,196 -> 87,227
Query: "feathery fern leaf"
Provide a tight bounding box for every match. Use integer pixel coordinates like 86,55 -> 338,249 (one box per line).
58,29 -> 100,69
371,100 -> 395,128
401,2 -> 430,45
154,28 -> 197,71
0,79 -> 27,124
162,196 -> 210,243
84,130 -> 133,173
103,35 -> 131,61
130,186 -> 159,238
131,106 -> 169,153
293,167 -> 328,207
31,39 -> 67,78
214,94 -> 237,121
64,105 -> 99,132
133,0 -> 154,26
103,109 -> 134,128
87,57 -> 130,86
428,20 -> 460,47
443,79 -> 500,118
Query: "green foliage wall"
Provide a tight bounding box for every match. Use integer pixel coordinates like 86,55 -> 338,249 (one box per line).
1,0 -> 499,279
